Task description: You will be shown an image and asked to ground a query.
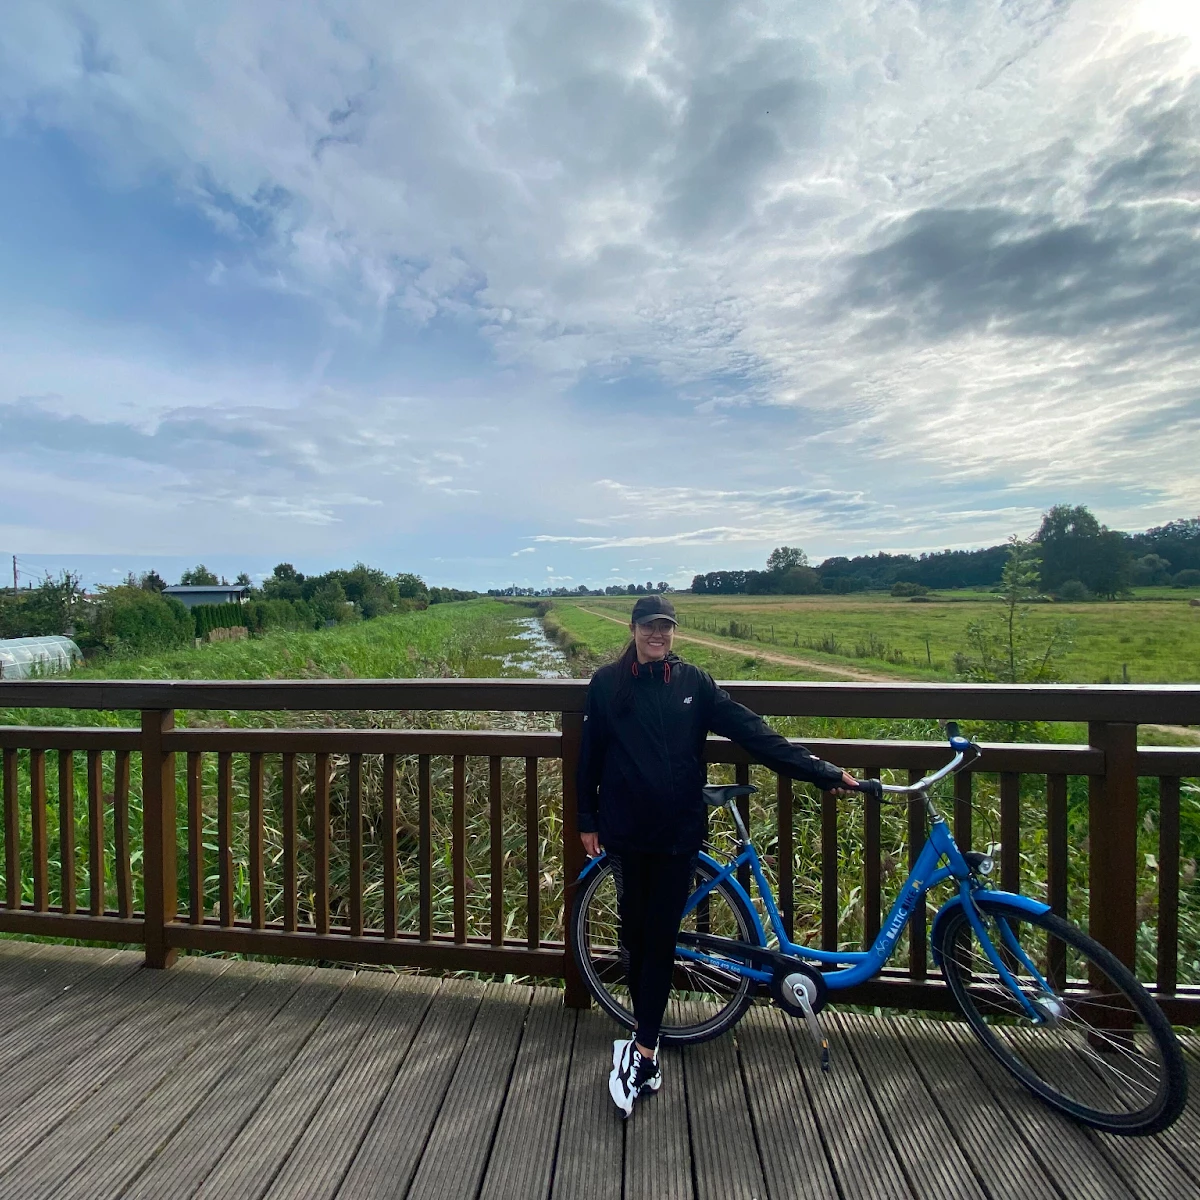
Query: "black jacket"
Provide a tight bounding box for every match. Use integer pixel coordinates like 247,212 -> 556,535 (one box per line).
576,654 -> 844,855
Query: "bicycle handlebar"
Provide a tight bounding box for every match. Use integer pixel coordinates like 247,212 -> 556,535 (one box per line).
845,722 -> 980,801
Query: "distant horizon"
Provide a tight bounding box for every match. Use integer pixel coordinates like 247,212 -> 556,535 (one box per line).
9,501 -> 1194,594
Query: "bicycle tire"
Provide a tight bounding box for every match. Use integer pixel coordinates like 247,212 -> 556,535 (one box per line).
936,897 -> 1187,1135
572,856 -> 758,1045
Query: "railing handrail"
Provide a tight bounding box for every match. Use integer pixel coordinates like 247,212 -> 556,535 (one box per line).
2,677 -> 1199,722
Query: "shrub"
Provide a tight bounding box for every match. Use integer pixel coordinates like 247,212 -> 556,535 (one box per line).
1057,579 -> 1090,602
890,581 -> 928,597
88,587 -> 194,653
1172,569 -> 1200,588
192,603 -> 247,639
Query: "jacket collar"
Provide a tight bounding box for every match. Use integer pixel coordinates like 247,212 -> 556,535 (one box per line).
631,653 -> 681,682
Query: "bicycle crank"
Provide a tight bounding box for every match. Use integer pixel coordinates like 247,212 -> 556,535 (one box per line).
769,962 -> 833,1072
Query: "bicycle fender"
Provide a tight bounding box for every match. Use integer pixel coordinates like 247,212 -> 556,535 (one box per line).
930,890 -> 1051,968
576,852 -> 608,884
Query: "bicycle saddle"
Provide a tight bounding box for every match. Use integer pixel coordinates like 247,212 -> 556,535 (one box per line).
702,783 -> 758,807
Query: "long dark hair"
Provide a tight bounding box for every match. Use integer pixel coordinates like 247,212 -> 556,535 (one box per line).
612,637 -> 638,715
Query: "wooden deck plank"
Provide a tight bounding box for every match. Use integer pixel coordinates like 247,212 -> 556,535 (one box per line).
121,966 -> 351,1200
0,955 -> 179,1144
405,983 -> 533,1200
0,958 -> 250,1199
899,1015 -> 1061,1200
0,946 -> 139,1048
0,943 -> 126,1035
51,963 -> 306,1200
685,1032 -> 768,1200
0,942 -> 1189,1200
263,975 -> 440,1200
479,987 -> 576,1200
550,1009 -> 624,1200
337,978 -> 488,1199
195,972 -> 401,1200
1147,1035 -> 1200,1185
624,1040 -> 694,1200
782,1011 -> 911,1200
736,1005 -> 839,1200
1011,1028 -> 1200,1197
835,1011 -> 989,1200
944,1021 -> 1134,1200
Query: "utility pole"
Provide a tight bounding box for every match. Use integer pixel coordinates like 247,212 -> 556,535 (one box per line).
12,556 -> 16,595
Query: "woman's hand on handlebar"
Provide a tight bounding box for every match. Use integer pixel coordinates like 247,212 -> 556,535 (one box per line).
581,831 -> 602,857
828,770 -> 860,798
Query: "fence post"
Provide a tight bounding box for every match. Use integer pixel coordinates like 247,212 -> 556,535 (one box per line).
142,709 -> 178,968
1087,721 -> 1138,972
561,710 -> 589,1008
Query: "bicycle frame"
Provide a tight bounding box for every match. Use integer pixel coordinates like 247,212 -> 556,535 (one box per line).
674,804 -> 1050,1009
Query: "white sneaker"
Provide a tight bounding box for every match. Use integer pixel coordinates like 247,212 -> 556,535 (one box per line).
608,1038 -> 662,1117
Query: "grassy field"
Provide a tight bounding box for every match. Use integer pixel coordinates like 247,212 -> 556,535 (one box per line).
554,589 -> 1200,685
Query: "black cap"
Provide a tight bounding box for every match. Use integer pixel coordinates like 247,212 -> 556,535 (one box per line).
631,595 -> 677,625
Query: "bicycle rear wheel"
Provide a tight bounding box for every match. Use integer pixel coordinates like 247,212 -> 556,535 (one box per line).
572,857 -> 757,1045
936,898 -> 1187,1135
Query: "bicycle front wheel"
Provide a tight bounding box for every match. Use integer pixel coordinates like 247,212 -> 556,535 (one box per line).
936,898 -> 1187,1135
572,857 -> 758,1045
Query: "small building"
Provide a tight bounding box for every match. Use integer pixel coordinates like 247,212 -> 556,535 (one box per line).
162,585 -> 250,610
0,635 -> 82,680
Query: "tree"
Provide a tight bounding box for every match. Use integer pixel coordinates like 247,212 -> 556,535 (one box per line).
262,563 -> 305,602
394,572 -> 428,602
767,546 -> 808,573
1035,504 -> 1129,597
656,582 -> 669,594
955,537 -> 1073,686
180,564 -> 220,586
139,570 -> 167,593
1130,555 -> 1172,587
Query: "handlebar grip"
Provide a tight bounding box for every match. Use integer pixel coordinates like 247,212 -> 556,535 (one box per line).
944,720 -> 972,753
850,777 -> 883,801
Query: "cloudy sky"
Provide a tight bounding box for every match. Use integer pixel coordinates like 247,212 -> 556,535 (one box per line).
2,1 -> 1198,591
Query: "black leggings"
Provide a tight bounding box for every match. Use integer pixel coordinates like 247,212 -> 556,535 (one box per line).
610,850 -> 696,1049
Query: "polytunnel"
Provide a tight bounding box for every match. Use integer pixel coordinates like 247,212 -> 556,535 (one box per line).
0,635 -> 82,680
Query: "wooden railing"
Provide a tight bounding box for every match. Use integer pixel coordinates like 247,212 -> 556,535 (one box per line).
1,680 -> 1198,1020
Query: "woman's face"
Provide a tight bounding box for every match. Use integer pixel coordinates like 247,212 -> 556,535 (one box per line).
631,618 -> 675,663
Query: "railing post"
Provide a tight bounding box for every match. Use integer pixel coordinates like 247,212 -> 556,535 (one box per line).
1087,721 -> 1138,972
141,709 -> 178,968
561,710 -> 589,1008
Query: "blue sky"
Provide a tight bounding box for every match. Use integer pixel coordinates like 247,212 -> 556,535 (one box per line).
2,1 -> 1198,592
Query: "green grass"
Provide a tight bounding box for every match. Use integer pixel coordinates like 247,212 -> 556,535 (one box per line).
560,590 -> 1200,685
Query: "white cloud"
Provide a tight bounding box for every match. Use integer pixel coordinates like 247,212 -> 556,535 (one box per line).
0,1 -> 1197,581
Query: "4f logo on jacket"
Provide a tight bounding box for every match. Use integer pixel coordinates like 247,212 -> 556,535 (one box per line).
683,696 -> 693,704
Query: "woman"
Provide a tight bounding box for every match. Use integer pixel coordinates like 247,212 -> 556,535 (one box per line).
576,594 -> 864,1117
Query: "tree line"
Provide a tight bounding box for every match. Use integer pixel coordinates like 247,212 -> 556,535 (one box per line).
0,561 -> 478,656
691,507 -> 1200,599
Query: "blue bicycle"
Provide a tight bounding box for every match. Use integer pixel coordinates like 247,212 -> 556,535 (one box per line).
572,724 -> 1187,1135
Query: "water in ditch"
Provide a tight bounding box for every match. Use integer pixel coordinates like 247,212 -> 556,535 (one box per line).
501,616 -> 572,678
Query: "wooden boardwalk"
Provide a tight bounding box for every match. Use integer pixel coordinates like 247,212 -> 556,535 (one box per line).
0,940 -> 1195,1200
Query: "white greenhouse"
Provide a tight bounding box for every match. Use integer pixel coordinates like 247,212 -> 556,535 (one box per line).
0,635 -> 82,680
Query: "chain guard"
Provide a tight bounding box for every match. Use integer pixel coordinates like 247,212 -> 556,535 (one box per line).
769,960 -> 829,1017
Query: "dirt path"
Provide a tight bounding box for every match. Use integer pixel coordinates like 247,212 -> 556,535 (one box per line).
576,607 -> 892,682
1142,724 -> 1200,745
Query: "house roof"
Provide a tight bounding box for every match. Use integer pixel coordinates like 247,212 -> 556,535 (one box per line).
163,585 -> 250,593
